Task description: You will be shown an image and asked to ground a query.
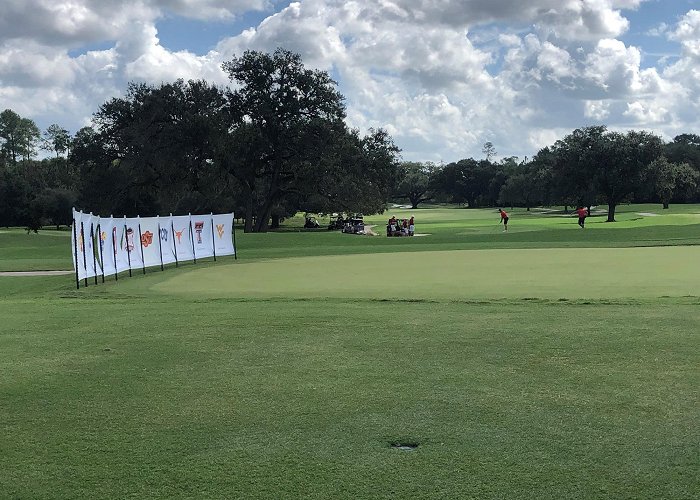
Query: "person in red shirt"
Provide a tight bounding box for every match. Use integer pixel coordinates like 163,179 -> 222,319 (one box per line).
576,206 -> 587,228
498,208 -> 509,232
408,216 -> 415,236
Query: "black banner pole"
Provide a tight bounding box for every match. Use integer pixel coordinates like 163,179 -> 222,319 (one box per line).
90,221 -> 98,285
72,214 -> 80,289
111,217 -> 118,282
171,214 -> 179,268
210,213 -> 217,262
189,214 -> 197,264
137,218 -> 146,275
80,220 -> 88,287
125,219 -> 132,278
157,218 -> 164,271
97,222 -> 105,283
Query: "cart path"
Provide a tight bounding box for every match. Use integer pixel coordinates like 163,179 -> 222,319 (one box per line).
0,270 -> 74,276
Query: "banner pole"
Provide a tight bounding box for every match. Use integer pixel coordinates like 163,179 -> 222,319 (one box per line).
125,217 -> 132,278
111,216 -> 118,282
210,213 -> 217,262
80,219 -> 88,287
189,213 -> 197,264
72,213 -> 80,289
90,221 -> 98,285
137,216 -> 146,275
157,217 -> 164,271
232,212 -> 238,260
97,222 -> 105,283
171,214 -> 179,268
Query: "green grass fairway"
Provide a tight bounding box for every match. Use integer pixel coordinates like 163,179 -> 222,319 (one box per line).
0,229 -> 72,271
1,205 -> 699,499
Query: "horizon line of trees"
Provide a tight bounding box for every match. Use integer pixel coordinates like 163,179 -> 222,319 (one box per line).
2,49 -> 699,231
393,131 -> 700,221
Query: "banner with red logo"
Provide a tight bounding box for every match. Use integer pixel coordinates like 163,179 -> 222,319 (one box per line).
191,214 -> 214,259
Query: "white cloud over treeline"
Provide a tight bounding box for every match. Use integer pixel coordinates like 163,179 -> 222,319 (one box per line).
1,1 -> 698,161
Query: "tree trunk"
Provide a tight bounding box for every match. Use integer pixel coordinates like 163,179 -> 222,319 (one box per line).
270,214 -> 281,229
244,197 -> 254,233
662,202 -> 669,209
563,205 -> 568,213
254,201 -> 272,232
606,203 -> 616,222
586,206 -> 591,217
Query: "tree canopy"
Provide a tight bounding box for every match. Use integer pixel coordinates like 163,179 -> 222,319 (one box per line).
2,49 -> 700,231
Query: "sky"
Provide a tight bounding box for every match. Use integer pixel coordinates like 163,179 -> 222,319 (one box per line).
1,0 -> 699,163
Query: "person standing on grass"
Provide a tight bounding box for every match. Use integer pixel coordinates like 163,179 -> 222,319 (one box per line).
409,215 -> 415,236
576,206 -> 587,228
498,208 -> 509,232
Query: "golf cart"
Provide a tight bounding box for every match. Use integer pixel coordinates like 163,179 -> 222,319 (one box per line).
304,215 -> 320,229
328,214 -> 346,230
342,215 -> 365,234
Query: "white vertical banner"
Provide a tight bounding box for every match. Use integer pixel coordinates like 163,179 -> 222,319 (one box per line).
212,213 -> 236,256
138,216 -> 162,268
98,217 -> 117,277
191,213 -> 214,259
158,215 -> 176,265
79,212 -> 98,280
87,213 -> 101,279
71,209 -> 86,280
113,218 -> 133,274
122,217 -> 143,269
170,215 -> 194,262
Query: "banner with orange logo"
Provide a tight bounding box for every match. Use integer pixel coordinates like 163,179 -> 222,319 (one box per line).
137,216 -> 162,269
170,214 -> 195,263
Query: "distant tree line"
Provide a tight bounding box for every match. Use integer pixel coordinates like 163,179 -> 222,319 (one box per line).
2,48 -> 699,232
393,130 -> 700,221
1,49 -> 401,232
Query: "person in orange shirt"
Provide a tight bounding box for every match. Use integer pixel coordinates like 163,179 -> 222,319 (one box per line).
498,208 -> 509,232
576,206 -> 587,228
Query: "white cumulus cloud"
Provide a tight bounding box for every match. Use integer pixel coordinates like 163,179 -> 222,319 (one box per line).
0,0 -> 698,162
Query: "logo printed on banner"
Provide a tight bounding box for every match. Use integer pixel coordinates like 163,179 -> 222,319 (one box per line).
78,233 -> 84,252
194,222 -> 204,243
141,231 -> 153,247
100,231 -> 107,242
216,224 -> 225,238
125,228 -> 135,251
174,228 -> 185,243
159,228 -> 168,241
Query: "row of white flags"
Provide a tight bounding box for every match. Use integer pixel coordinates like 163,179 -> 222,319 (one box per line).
71,209 -> 236,282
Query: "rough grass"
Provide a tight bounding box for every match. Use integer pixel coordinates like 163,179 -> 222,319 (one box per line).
0,204 -> 699,499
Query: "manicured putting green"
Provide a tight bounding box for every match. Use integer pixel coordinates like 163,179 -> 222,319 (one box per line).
149,246 -> 700,300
